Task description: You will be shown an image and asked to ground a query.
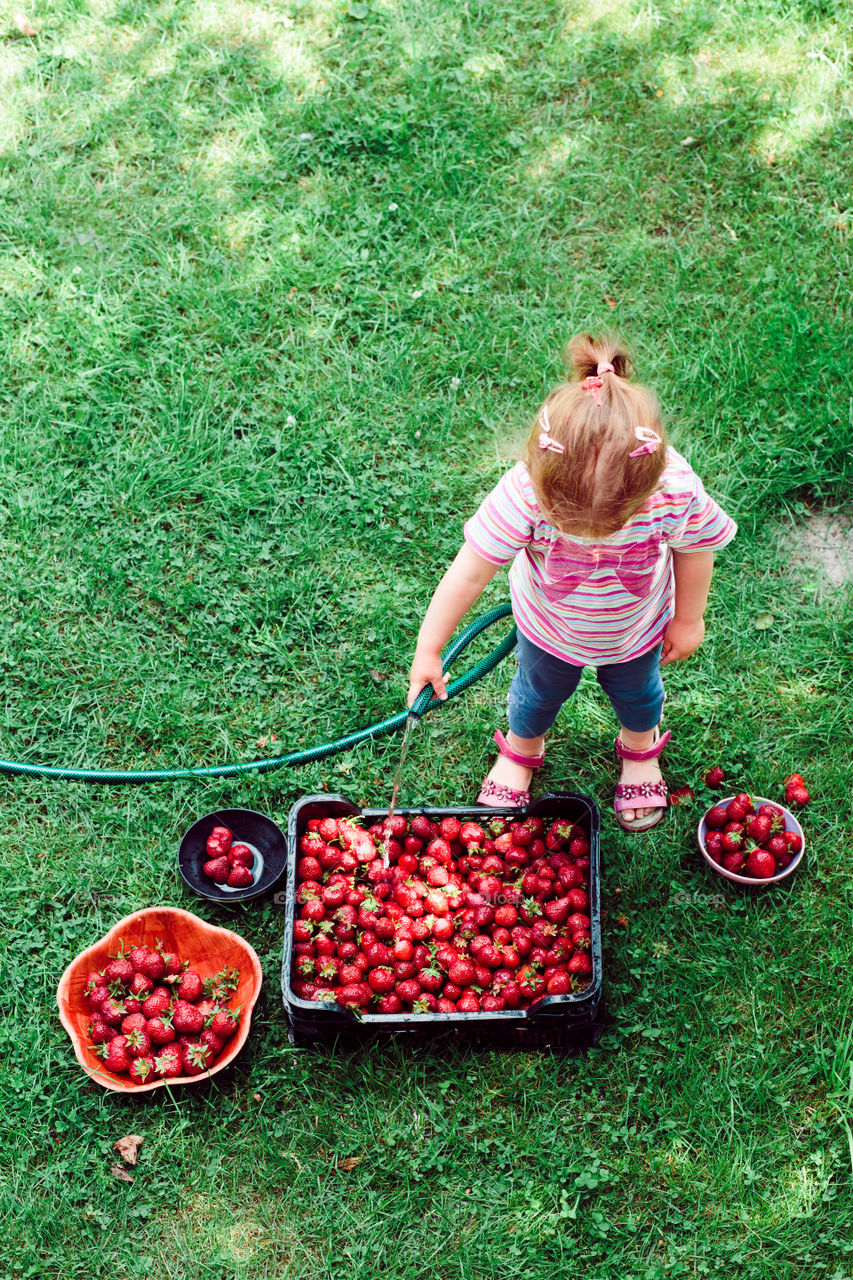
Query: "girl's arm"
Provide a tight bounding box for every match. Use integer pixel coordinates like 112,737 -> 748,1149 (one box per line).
408,544 -> 500,706
661,549 -> 715,664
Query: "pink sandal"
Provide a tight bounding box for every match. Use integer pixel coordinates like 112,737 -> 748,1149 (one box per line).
477,730 -> 545,808
614,727 -> 670,832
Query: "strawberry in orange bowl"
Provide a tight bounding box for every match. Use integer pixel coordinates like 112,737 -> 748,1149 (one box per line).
57,907 -> 262,1092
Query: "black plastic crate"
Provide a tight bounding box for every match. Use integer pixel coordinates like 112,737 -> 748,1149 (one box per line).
280,792 -> 603,1052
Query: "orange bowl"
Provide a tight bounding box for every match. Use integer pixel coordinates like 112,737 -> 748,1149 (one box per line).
57,907 -> 263,1093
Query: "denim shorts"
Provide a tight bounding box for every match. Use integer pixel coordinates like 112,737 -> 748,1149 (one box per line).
507,632 -> 665,738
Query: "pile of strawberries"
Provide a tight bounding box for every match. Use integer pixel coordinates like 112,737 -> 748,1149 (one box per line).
702,793 -> 802,879
203,825 -> 256,889
84,943 -> 242,1084
289,811 -> 594,1015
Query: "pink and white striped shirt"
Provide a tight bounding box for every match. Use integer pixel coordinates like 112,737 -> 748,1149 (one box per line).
463,448 -> 737,666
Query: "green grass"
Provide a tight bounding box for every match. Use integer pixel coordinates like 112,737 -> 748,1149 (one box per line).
2,0 -> 853,1274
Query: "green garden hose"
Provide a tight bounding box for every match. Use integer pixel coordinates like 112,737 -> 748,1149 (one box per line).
0,605 -> 517,784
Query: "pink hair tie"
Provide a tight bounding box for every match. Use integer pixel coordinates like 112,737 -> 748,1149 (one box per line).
629,426 -> 662,458
580,376 -> 605,406
596,361 -> 615,376
537,404 -> 565,454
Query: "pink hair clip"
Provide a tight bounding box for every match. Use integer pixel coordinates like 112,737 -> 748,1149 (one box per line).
537,404 -> 565,454
629,426 -> 662,458
580,376 -> 605,406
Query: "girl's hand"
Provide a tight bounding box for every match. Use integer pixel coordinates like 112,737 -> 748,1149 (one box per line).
661,617 -> 705,664
408,650 -> 448,708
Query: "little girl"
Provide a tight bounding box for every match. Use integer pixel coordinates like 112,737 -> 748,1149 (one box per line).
408,335 -> 737,832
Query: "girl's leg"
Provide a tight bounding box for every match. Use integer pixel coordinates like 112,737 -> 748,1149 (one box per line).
596,644 -> 665,823
481,634 -> 583,801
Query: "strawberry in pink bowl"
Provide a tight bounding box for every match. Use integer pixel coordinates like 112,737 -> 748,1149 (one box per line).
698,795 -> 805,887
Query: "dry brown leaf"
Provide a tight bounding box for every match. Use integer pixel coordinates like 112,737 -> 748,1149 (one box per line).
338,1156 -> 363,1171
114,1134 -> 144,1165
14,12 -> 38,36
110,1164 -> 135,1183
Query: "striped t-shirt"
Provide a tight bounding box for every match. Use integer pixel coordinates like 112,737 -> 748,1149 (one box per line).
463,448 -> 737,666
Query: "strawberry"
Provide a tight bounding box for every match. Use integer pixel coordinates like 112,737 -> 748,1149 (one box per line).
546,971 -> 572,995
785,785 -> 809,808
368,967 -> 396,994
721,851 -> 746,873
228,843 -> 254,868
336,983 -> 372,1008
725,799 -> 749,823
101,997 -> 127,1027
147,1016 -> 175,1045
376,993 -> 404,1014
204,856 -> 231,883
181,1040 -> 214,1076
746,815 -> 771,843
705,805 -> 729,830
783,773 -> 805,789
153,1045 -> 184,1078
456,993 -> 481,1012
177,971 -> 203,1002
757,804 -> 786,835
124,1026 -> 152,1056
128,971 -> 153,999
129,1055 -> 157,1085
669,786 -> 695,806
502,981 -> 522,1009
439,817 -> 462,841
141,987 -> 171,1019
139,949 -> 166,982
200,1028 -> 224,1058
745,849 -> 776,879
104,957 -> 134,986
159,950 -> 184,980
121,1011 -> 148,1036
765,835 -> 788,858
128,946 -> 151,972
458,822 -> 485,848
87,1015 -> 116,1045
98,1035 -> 131,1073
208,1007 -> 240,1040
86,983 -> 110,1012
172,1000 -> 204,1035
703,765 -> 725,788
447,958 -> 476,987
395,979 -> 422,1004
228,865 -> 255,888
721,830 -> 745,853
297,855 -> 323,881
543,898 -> 570,925
206,826 -> 233,856
784,830 -> 802,854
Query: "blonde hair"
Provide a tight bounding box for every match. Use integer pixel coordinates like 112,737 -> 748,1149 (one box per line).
523,334 -> 667,538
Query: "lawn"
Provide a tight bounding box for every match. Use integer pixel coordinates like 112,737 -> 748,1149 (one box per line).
1,0 -> 852,1275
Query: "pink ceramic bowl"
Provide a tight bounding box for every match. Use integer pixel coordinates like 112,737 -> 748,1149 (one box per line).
57,906 -> 263,1092
698,795 -> 805,887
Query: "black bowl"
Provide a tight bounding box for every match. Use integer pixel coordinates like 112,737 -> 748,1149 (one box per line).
179,807 -> 287,904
